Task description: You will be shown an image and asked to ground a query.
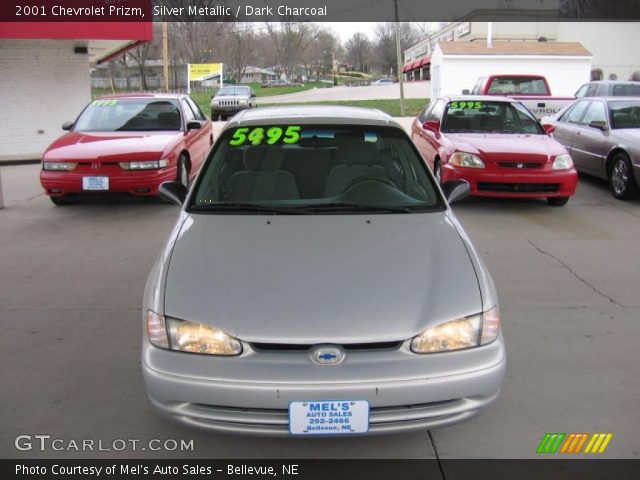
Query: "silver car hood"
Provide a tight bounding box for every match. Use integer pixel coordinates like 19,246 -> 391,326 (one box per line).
163,212 -> 482,344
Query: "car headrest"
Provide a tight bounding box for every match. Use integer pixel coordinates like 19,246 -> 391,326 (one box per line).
334,131 -> 365,145
341,142 -> 380,166
243,146 -> 282,171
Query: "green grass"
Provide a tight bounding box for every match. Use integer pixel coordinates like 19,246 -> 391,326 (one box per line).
258,98 -> 428,117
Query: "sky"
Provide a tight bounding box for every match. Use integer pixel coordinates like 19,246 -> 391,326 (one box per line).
323,22 -> 379,41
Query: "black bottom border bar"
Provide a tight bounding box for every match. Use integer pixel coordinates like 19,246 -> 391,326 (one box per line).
3,459 -> 640,480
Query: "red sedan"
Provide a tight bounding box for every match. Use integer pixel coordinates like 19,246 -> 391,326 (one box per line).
40,93 -> 213,205
411,96 -> 578,206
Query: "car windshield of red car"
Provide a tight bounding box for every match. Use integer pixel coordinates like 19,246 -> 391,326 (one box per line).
442,101 -> 544,135
74,98 -> 182,132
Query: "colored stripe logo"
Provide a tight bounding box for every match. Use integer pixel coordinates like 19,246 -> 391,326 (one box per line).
537,433 -> 612,454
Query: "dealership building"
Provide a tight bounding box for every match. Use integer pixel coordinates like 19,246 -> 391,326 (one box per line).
0,23 -> 152,162
403,21 -> 640,88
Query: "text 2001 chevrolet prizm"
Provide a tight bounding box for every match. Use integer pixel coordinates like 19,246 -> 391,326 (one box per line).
142,106 -> 505,435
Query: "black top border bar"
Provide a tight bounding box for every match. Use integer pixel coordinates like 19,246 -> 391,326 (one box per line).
3,0 -> 640,22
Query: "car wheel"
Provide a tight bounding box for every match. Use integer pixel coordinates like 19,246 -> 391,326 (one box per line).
547,197 -> 569,206
177,155 -> 190,189
50,196 -> 71,206
608,153 -> 639,200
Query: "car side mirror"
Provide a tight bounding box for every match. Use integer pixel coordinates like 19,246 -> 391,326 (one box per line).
62,121 -> 74,131
588,120 -> 608,131
442,180 -> 470,204
422,120 -> 440,133
250,93 -> 256,98
187,120 -> 202,130
542,124 -> 556,135
158,181 -> 187,206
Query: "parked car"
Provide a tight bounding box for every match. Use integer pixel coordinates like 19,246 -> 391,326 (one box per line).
371,78 -> 394,86
210,85 -> 257,121
142,106 -> 505,435
40,93 -> 213,205
411,96 -> 578,206
574,81 -> 640,98
261,79 -> 304,88
464,74 -> 575,119
542,97 -> 640,199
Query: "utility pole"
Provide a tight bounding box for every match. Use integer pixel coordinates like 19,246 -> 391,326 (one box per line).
394,0 -> 405,116
162,20 -> 169,92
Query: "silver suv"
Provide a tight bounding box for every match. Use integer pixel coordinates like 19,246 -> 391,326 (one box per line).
210,85 -> 256,121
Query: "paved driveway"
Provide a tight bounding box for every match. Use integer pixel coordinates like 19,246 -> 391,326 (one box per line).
258,81 -> 429,104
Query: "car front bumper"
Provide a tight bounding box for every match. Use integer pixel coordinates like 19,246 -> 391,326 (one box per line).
142,334 -> 506,436
40,167 -> 177,197
441,165 -> 578,198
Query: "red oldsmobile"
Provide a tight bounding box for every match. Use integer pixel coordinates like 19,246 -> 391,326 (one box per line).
40,93 -> 213,205
411,96 -> 578,206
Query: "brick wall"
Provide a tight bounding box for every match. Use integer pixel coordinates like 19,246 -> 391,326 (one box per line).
0,40 -> 90,161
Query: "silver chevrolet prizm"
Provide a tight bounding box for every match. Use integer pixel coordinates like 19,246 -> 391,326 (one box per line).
142,106 -> 506,436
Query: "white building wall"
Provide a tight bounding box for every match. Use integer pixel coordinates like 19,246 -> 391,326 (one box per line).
557,22 -> 640,81
0,40 -> 90,160
431,53 -> 591,99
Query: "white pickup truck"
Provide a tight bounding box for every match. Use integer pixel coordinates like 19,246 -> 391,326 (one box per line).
464,74 -> 575,120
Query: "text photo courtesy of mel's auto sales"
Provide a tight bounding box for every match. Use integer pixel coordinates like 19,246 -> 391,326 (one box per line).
1,0 -> 640,480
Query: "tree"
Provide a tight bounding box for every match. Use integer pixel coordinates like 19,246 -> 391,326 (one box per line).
345,32 -> 372,73
265,21 -> 317,80
128,42 -> 153,90
371,22 -> 420,76
220,23 -> 259,83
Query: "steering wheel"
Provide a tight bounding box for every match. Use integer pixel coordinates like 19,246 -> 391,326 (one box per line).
343,176 -> 396,192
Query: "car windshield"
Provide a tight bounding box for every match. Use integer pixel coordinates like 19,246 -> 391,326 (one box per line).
217,86 -> 249,96
611,84 -> 640,96
189,124 -> 443,214
74,98 -> 181,132
610,101 -> 640,129
442,100 -> 545,134
487,77 -> 548,95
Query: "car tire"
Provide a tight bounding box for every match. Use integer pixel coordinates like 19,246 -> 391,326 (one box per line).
547,197 -> 569,206
177,155 -> 190,189
50,196 -> 71,206
608,153 -> 639,200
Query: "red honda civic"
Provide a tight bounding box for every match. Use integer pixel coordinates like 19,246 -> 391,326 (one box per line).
411,96 -> 578,206
40,93 -> 213,205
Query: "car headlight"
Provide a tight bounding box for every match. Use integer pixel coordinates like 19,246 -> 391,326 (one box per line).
449,152 -> 485,168
411,306 -> 500,354
146,310 -> 242,356
119,160 -> 169,170
552,154 -> 573,170
43,162 -> 77,171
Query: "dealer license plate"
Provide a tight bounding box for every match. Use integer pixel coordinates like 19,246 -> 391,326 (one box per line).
289,400 -> 369,435
82,176 -> 109,191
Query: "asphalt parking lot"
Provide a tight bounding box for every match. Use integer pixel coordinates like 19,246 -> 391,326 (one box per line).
1,152 -> 639,461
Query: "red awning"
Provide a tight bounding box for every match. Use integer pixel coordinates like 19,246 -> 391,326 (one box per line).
401,63 -> 412,73
410,60 -> 421,70
419,56 -> 431,67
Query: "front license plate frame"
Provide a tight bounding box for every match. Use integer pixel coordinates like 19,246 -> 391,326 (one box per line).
82,176 -> 109,191
289,400 -> 370,435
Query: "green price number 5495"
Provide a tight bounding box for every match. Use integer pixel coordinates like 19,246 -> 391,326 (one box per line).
229,125 -> 301,146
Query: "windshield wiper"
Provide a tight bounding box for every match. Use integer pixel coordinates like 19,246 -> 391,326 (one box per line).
292,202 -> 423,213
189,202 -> 310,215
